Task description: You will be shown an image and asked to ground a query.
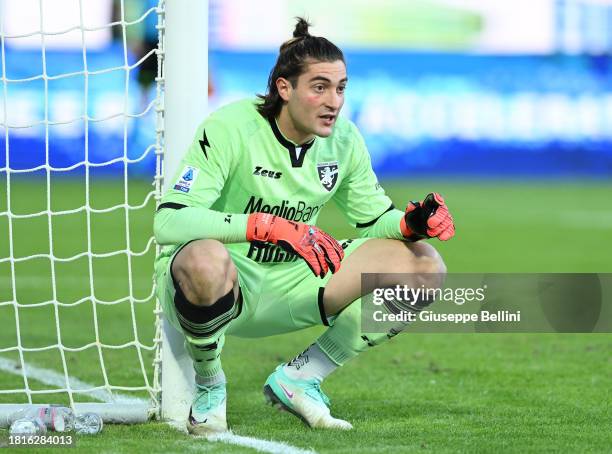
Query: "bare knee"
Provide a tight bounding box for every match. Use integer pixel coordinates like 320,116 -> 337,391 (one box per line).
407,241 -> 447,288
323,239 -> 446,315
172,240 -> 237,307
408,241 -> 446,274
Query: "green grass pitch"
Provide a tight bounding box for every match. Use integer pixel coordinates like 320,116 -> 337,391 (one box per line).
0,177 -> 611,453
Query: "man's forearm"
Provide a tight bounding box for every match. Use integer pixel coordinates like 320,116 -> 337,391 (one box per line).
154,206 -> 249,245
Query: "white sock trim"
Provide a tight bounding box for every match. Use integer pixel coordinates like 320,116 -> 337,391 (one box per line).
196,369 -> 226,387
283,343 -> 338,382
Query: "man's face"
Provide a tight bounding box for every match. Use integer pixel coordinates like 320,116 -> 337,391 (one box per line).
277,60 -> 347,143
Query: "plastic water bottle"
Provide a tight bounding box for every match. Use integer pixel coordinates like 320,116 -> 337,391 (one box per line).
9,406 -> 102,434
9,417 -> 47,436
73,412 -> 103,434
10,406 -> 72,432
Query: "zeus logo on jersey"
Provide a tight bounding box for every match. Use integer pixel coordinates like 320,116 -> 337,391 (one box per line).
317,161 -> 339,191
174,166 -> 199,193
253,166 -> 282,179
244,196 -> 323,223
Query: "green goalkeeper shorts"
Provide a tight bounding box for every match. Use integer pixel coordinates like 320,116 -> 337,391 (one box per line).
156,238 -> 369,345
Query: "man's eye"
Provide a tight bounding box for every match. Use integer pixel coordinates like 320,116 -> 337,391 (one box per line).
313,85 -> 325,92
338,86 -> 346,94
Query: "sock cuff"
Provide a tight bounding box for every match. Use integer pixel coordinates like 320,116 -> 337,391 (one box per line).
196,368 -> 226,386
194,360 -> 223,380
316,334 -> 354,366
174,285 -> 236,324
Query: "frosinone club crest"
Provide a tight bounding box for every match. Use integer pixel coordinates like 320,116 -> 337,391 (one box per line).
317,161 -> 339,191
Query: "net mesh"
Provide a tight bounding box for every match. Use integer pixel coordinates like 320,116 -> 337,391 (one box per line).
0,0 -> 163,417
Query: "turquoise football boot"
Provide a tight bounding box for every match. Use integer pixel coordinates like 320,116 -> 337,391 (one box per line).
263,364 -> 352,430
187,382 -> 228,435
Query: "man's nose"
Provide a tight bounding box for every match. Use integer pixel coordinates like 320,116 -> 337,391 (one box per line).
325,90 -> 342,110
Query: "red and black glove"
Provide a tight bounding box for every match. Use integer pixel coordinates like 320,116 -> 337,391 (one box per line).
246,213 -> 344,278
400,192 -> 455,241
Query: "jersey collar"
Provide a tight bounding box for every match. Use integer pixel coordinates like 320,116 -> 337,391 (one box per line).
269,117 -> 315,168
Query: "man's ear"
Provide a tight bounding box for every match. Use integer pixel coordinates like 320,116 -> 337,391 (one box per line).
276,77 -> 292,102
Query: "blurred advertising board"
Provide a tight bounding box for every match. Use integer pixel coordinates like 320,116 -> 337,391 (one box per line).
210,50 -> 612,177
2,47 -> 612,177
211,0 -> 612,55
3,0 -> 612,177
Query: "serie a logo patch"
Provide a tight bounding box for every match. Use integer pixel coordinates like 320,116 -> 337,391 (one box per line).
174,165 -> 199,193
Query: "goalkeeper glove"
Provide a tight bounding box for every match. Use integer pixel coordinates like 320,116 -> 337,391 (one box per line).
400,192 -> 455,242
246,213 -> 344,278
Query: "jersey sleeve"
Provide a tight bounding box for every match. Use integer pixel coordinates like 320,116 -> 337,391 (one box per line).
332,123 -> 405,240
161,117 -> 233,207
154,118 -> 249,245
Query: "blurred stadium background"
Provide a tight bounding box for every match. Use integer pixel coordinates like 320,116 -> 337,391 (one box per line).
4,0 -> 612,178
1,0 -> 611,452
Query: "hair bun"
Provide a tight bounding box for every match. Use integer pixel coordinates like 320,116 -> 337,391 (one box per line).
293,17 -> 311,38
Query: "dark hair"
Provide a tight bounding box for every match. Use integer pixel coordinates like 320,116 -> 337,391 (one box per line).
256,17 -> 345,119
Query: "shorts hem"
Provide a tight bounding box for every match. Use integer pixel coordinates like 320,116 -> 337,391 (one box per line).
317,287 -> 330,326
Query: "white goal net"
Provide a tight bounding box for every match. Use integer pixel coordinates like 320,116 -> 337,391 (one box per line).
0,0 -> 166,424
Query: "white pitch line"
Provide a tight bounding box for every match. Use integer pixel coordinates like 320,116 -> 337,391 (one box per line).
0,357 -> 317,454
0,357 -> 146,405
171,417 -> 318,454
204,432 -> 317,454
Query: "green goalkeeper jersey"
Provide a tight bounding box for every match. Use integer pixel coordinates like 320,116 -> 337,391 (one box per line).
154,99 -> 405,268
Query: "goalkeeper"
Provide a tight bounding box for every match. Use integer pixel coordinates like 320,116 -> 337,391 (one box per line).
154,17 -> 455,434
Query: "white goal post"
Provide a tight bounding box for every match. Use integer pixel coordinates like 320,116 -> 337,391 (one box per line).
159,0 -> 208,423
0,0 -> 207,426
